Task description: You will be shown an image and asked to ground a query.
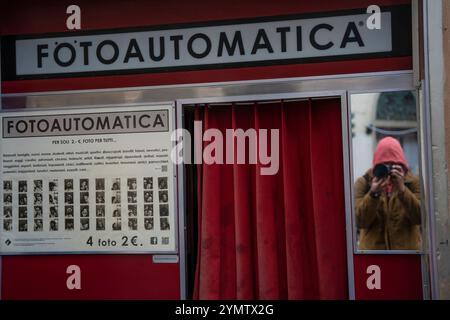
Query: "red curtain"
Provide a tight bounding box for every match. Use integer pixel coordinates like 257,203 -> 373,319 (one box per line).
193,98 -> 348,299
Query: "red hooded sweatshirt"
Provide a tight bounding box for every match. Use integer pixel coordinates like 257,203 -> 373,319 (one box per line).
373,137 -> 409,168
372,137 -> 409,194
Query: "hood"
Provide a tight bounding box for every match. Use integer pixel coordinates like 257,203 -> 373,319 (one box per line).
373,137 -> 409,170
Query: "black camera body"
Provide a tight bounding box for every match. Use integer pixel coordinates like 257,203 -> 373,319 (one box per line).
373,163 -> 393,179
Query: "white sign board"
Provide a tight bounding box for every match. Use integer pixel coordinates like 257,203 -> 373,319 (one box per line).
13,12 -> 392,76
0,105 -> 177,254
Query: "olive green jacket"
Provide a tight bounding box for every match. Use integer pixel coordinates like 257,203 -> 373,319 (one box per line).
355,170 -> 422,250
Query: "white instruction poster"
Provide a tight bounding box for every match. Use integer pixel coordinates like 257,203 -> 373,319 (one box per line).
0,104 -> 176,254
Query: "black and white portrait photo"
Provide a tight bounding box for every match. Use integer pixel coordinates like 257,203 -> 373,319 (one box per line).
3,180 -> 12,192
64,179 -> 73,191
143,177 -> 153,190
65,206 -> 74,217
158,177 -> 168,190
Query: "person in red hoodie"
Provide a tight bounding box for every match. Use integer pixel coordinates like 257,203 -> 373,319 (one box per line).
355,137 -> 422,250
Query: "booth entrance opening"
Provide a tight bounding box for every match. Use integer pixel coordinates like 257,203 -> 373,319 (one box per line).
182,96 -> 349,299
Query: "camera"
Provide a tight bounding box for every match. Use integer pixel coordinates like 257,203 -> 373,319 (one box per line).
373,163 -> 393,179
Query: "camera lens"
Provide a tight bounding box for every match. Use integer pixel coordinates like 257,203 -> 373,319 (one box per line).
373,164 -> 390,179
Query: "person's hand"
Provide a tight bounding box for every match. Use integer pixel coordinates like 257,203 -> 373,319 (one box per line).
370,176 -> 389,193
390,164 -> 406,193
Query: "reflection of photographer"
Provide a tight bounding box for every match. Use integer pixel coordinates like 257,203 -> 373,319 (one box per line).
355,137 -> 421,250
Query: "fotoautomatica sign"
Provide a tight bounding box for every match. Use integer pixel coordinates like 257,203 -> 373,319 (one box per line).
1,6 -> 411,79
0,105 -> 177,254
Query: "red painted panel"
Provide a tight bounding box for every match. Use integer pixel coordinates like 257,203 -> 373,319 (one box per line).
0,0 -> 411,36
353,254 -> 423,300
1,255 -> 180,300
1,0 -> 412,93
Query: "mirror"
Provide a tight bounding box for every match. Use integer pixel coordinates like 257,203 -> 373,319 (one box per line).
350,91 -> 422,252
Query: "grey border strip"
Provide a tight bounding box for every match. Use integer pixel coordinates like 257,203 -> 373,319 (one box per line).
1,71 -> 413,110
0,37 -> 3,300
422,0 -> 441,300
175,102 -> 187,300
341,93 -> 356,299
411,0 -> 431,297
1,70 -> 413,98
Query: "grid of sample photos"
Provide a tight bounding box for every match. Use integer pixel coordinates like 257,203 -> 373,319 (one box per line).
3,176 -> 171,234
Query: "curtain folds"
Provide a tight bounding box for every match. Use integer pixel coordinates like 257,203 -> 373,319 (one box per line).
193,98 -> 348,299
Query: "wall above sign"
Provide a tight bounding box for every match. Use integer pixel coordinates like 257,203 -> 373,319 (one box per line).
1,5 -> 411,80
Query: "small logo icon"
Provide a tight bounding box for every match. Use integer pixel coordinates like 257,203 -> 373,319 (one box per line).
5,239 -> 12,246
